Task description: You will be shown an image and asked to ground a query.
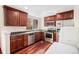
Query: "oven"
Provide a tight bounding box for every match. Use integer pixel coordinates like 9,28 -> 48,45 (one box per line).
45,32 -> 53,43
46,32 -> 52,38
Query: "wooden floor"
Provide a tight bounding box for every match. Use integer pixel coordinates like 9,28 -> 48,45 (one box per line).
15,41 -> 51,54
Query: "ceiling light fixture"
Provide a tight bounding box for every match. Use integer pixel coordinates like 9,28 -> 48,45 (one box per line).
24,6 -> 28,9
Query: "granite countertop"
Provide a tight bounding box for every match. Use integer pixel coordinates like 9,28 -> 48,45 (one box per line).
10,29 -> 45,36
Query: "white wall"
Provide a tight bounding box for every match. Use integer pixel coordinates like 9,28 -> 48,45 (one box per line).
74,5 -> 79,27
0,6 -> 4,48
62,19 -> 74,27
0,6 -> 4,27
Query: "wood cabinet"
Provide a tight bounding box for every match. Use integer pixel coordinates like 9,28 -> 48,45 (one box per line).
44,15 -> 56,21
23,34 -> 28,47
57,10 -> 74,20
10,34 -> 28,53
41,32 -> 45,41
16,35 -> 24,50
35,32 -> 45,42
53,32 -> 56,42
10,36 -> 18,53
4,6 -> 19,26
19,12 -> 28,26
3,5 -> 28,26
0,48 -> 2,54
44,15 -> 56,26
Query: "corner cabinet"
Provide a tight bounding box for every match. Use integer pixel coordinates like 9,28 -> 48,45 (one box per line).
35,32 -> 45,42
3,5 -> 28,26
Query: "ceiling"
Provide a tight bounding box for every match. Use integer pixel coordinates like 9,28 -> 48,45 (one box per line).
8,5 -> 74,18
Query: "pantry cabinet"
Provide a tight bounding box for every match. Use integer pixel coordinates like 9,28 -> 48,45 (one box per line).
3,5 -> 28,26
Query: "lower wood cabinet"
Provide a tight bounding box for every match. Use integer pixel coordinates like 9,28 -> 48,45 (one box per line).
0,48 -> 2,54
16,35 -> 24,50
10,34 -> 28,53
10,32 -> 44,53
53,32 -> 59,42
23,34 -> 28,47
53,32 -> 56,42
10,36 -> 18,53
35,32 -> 45,42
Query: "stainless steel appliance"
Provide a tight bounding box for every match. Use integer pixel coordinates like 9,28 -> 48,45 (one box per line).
28,33 -> 35,45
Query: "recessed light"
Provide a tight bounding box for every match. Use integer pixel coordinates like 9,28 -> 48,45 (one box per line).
24,6 -> 28,9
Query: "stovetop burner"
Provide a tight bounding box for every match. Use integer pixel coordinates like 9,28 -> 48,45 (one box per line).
47,30 -> 56,32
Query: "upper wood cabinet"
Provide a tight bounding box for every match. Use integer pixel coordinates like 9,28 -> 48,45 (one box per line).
57,10 -> 74,20
44,15 -> 56,21
3,5 -> 28,26
4,6 -> 19,26
19,12 -> 28,26
44,15 -> 56,26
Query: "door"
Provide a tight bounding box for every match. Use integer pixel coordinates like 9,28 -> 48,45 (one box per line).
4,6 -> 19,26
19,12 -> 28,26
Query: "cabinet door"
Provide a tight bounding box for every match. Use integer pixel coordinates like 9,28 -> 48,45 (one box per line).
19,12 -> 28,26
35,32 -> 41,42
10,36 -> 18,53
57,13 -> 64,20
40,32 -> 45,41
16,35 -> 24,50
44,15 -> 56,26
35,32 -> 44,42
10,35 -> 24,53
23,34 -> 28,47
0,48 -> 2,54
4,6 -> 19,26
53,32 -> 56,42
57,10 -> 74,20
64,10 -> 74,20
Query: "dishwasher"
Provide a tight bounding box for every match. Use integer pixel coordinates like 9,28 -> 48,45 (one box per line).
28,33 -> 35,45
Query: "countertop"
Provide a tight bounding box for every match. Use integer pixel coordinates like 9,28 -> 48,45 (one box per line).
10,29 -> 46,36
